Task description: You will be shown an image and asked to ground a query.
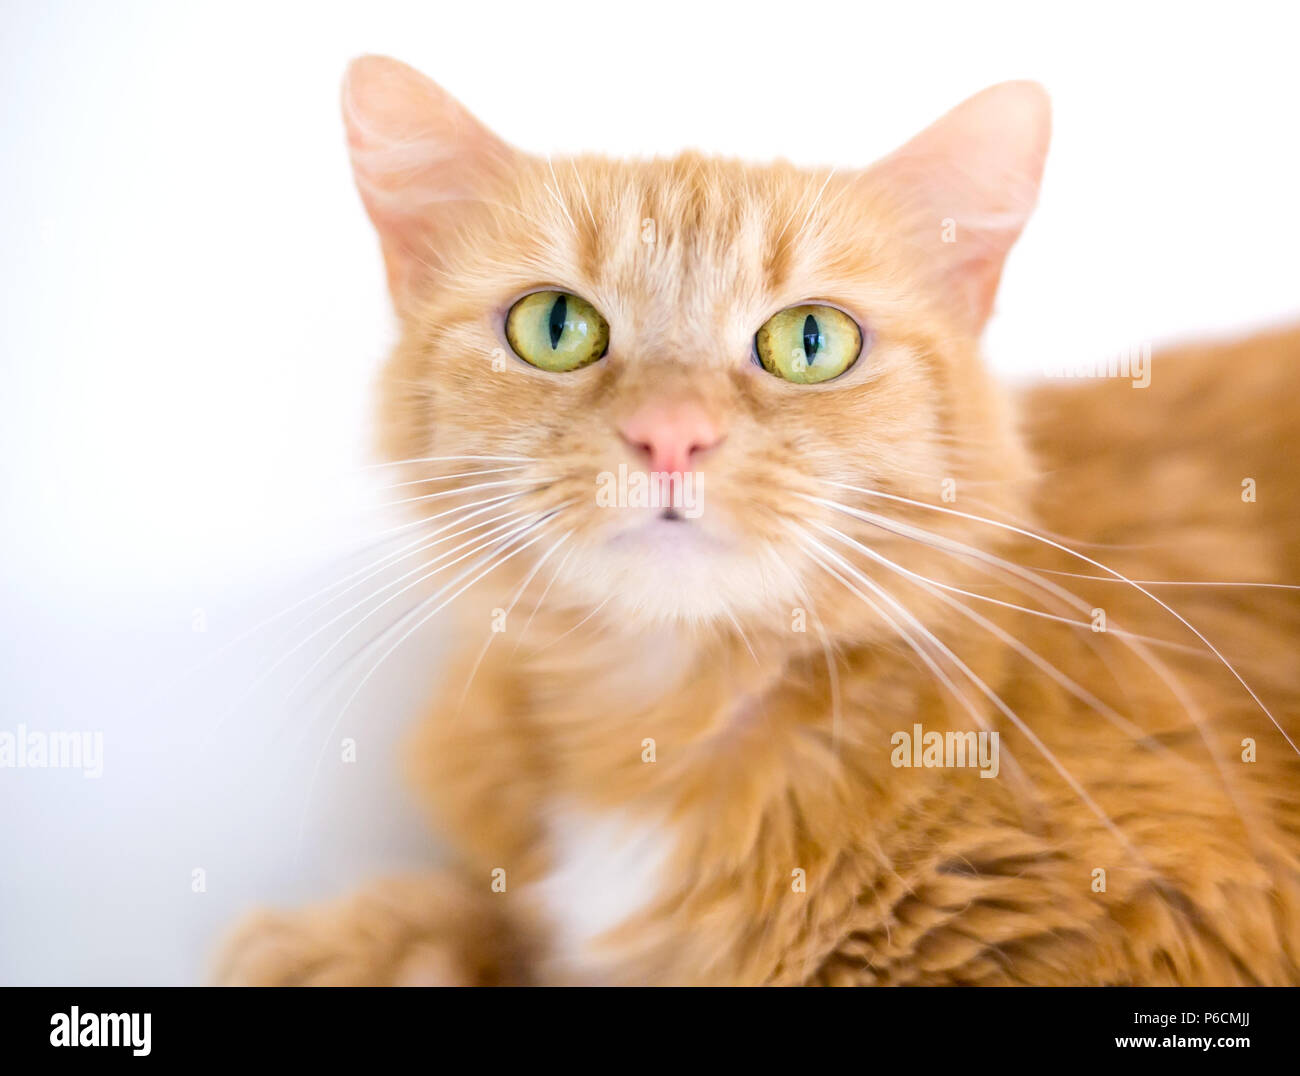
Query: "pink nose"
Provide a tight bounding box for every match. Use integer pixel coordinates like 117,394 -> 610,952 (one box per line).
618,401 -> 725,474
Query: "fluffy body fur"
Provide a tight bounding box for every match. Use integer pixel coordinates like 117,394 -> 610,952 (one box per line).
220,59 -> 1300,985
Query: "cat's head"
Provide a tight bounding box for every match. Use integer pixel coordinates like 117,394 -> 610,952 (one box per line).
343,57 -> 1049,633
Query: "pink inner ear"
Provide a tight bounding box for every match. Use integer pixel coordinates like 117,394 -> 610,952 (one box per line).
341,55 -> 516,304
869,81 -> 1052,332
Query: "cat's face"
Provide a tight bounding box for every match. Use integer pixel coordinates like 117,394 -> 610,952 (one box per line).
346,58 -> 1049,630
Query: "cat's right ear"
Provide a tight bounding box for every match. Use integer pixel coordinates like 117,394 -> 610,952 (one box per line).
342,55 -> 517,309
866,81 -> 1051,334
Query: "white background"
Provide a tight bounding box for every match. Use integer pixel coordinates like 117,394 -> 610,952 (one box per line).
1,0 -> 1297,984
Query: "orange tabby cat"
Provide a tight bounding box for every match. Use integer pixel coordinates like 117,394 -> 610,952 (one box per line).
219,56 -> 1300,986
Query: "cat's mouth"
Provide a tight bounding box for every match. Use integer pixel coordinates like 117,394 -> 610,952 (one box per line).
587,503 -> 786,623
606,507 -> 726,552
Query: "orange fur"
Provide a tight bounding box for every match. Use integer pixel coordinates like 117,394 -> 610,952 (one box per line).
219,58 -> 1300,986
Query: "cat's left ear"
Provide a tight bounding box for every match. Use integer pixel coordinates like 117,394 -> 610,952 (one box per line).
867,81 -> 1051,333
342,55 -> 518,308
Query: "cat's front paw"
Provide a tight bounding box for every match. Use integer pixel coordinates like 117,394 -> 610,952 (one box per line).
215,875 -> 525,986
217,907 -> 471,986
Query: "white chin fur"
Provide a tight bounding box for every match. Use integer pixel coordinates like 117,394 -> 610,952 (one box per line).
562,527 -> 796,626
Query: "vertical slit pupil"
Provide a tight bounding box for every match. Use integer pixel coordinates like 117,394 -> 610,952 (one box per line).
548,294 -> 568,350
802,314 -> 821,363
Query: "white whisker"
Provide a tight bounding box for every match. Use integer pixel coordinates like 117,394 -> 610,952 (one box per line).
823,481 -> 1300,757
295,512 -> 566,859
350,454 -> 537,471
512,542 -> 577,655
789,521 -> 1147,864
803,498 -> 1204,654
207,507 -> 540,743
457,531 -> 573,707
371,464 -> 531,491
814,522 -> 1201,774
808,491 -> 1247,781
281,508 -> 560,707
1036,570 -> 1300,590
374,475 -> 555,511
534,593 -> 613,653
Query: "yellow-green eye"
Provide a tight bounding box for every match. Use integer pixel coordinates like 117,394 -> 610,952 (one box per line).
755,304 -> 862,384
505,290 -> 609,372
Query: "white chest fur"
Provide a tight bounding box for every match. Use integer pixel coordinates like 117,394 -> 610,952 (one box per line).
526,804 -> 675,980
